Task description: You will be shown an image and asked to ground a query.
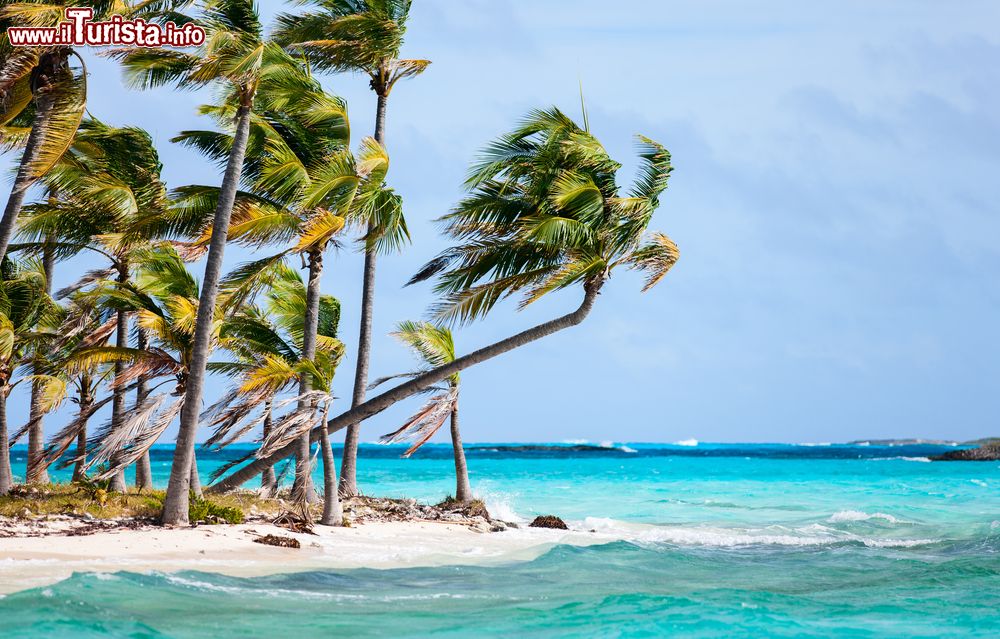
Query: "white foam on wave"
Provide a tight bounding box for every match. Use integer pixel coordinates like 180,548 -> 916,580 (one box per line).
162,573 -> 359,600
93,573 -> 121,581
829,510 -> 900,524
871,456 -> 932,462
673,438 -> 698,447
562,439 -> 589,445
971,479 -> 988,488
599,440 -> 615,449
579,517 -> 933,549
796,442 -> 831,447
474,486 -> 525,523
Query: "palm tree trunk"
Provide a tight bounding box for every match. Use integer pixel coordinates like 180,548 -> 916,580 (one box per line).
260,401 -> 277,496
212,280 -> 603,493
340,91 -> 389,498
0,58 -> 60,263
299,250 -> 341,524
319,404 -> 342,526
108,266 -> 130,493
72,379 -> 91,482
134,327 -> 153,490
293,250 -> 322,506
449,400 -> 472,503
161,101 -> 254,526
0,390 -> 12,495
190,448 -> 202,497
25,381 -> 49,483
26,237 -> 56,484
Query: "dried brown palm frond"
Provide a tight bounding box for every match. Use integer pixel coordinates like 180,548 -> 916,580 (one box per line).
73,316 -> 119,351
64,347 -> 181,389
202,389 -> 301,449
82,392 -> 169,472
168,241 -> 209,262
54,267 -> 116,300
257,405 -> 325,459
208,410 -> 270,452
44,401 -> 101,469
202,386 -> 273,434
93,395 -> 186,480
204,392 -> 328,484
45,379 -> 148,470
378,388 -> 459,458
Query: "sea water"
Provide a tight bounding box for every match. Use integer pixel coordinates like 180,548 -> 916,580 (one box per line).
3,442 -> 999,637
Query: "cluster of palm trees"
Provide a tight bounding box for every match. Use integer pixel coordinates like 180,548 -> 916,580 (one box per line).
0,0 -> 680,527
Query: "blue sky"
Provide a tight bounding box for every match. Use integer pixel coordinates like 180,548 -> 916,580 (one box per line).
4,0 -> 1000,444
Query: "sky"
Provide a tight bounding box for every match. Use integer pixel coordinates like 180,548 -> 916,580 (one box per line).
3,0 -> 1000,444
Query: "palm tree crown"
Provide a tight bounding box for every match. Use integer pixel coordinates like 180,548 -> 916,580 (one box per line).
412,107 -> 680,324
274,0 -> 428,99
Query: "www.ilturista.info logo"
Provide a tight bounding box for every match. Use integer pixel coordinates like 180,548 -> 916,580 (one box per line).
7,8 -> 205,48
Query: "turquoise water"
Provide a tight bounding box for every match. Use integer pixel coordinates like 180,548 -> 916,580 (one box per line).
4,442 -> 1000,637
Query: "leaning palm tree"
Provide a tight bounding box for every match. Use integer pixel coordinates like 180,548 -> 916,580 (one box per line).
0,257 -> 64,494
374,321 -> 472,503
205,266 -> 345,524
0,0 -> 115,262
65,245 -> 217,489
13,118 -> 172,490
211,106 -> 680,491
275,0 -> 428,496
110,0 -> 312,524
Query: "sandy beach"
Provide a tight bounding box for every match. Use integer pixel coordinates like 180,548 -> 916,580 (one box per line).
0,519 -> 607,595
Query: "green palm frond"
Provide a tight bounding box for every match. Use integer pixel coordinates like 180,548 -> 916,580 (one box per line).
274,0 -> 417,76
218,252 -> 291,311
631,135 -> 673,203
295,209 -> 345,252
24,57 -> 87,180
392,320 -> 455,370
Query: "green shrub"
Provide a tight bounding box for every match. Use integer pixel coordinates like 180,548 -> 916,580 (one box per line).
187,494 -> 244,524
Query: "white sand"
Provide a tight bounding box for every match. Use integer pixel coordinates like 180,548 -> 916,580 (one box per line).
0,521 -> 607,595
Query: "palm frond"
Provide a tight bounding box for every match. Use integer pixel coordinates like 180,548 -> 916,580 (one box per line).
378,388 -> 458,457
625,232 -> 680,292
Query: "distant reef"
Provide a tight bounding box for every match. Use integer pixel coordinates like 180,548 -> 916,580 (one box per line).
930,444 -> 1000,462
847,438 -> 958,446
846,438 -> 1000,447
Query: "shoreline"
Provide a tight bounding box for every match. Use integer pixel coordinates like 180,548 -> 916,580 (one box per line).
0,518 -> 607,596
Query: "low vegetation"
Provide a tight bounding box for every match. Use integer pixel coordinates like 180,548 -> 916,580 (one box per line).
0,482 -> 279,523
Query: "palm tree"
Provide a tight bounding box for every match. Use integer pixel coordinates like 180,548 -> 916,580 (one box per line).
207,306 -> 284,497
205,265 -> 345,524
109,0 -> 310,524
0,257 -> 64,494
274,0 -> 428,497
65,245 -> 217,489
36,293 -> 117,481
13,118 -> 171,491
0,0 -> 110,262
375,321 -> 471,503
211,107 -> 680,491
169,72 -> 354,501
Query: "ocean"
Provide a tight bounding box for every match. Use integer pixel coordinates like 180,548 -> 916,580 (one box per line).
3,442 -> 999,637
